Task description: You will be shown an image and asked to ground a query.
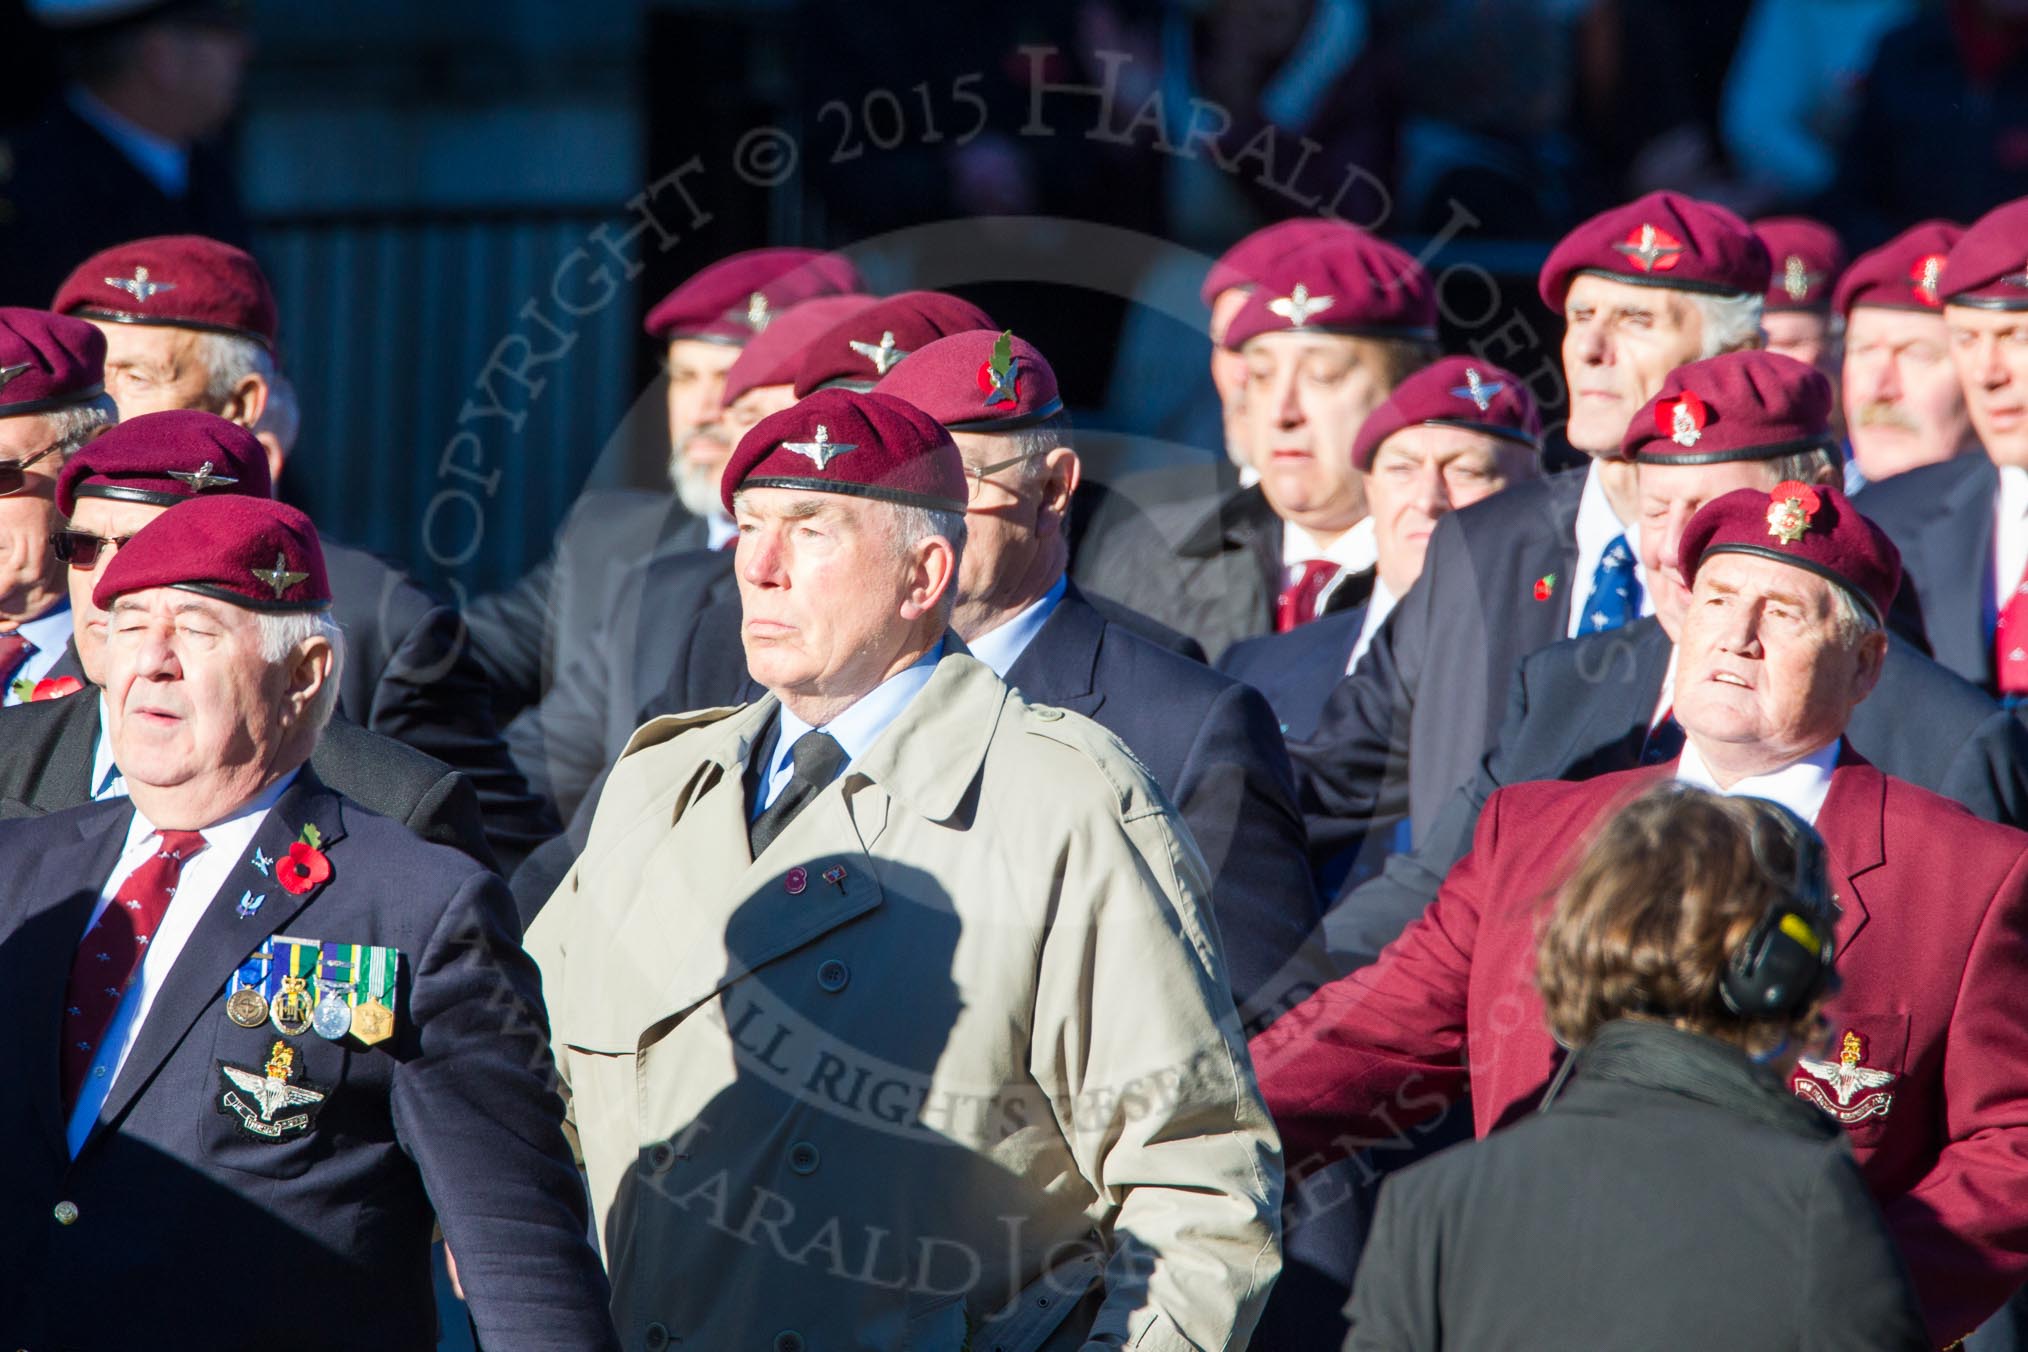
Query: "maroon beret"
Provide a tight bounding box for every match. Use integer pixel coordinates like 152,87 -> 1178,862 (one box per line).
1200,218 -> 1366,306
54,234 -> 278,348
1350,356 -> 1543,471
790,291 -> 996,397
1753,216 -> 1846,313
1538,191 -> 1770,308
1621,351 -> 1836,466
1223,232 -> 1437,350
57,409 -> 270,517
643,248 -> 865,344
0,308 -> 105,418
1681,483 -> 1902,623
1833,220 -> 1964,317
1942,198 -> 2028,310
95,494 -> 330,614
874,329 -> 1064,433
721,388 -> 966,515
721,295 -> 878,409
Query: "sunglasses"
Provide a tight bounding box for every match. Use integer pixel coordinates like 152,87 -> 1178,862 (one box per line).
51,528 -> 137,569
0,444 -> 61,497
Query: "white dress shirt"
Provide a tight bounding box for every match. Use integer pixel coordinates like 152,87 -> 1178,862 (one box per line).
1993,466 -> 2028,630
1,601 -> 74,704
1283,515 -> 1378,614
705,511 -> 738,551
90,692 -> 128,801
966,576 -> 1067,679
1567,462 -> 1654,639
66,770 -> 298,1155
757,643 -> 943,814
1676,738 -> 1840,826
1346,578 -> 1398,674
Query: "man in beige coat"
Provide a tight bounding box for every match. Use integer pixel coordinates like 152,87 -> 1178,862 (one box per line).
526,389 -> 1282,1351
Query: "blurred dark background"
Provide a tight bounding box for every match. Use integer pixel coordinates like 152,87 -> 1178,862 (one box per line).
0,0 -> 2019,595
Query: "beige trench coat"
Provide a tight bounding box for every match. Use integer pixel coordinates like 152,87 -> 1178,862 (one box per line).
526,651 -> 1282,1351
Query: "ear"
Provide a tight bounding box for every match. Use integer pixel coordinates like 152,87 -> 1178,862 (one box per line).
1034,447 -> 1080,539
897,534 -> 959,622
218,370 -> 269,433
282,633 -> 335,725
1848,628 -> 1888,706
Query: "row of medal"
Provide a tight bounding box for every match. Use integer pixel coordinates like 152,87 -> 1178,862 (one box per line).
225,935 -> 400,1046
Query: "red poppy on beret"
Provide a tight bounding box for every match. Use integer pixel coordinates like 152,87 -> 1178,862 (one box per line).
1620,351 -> 1835,466
1223,231 -> 1437,351
790,291 -> 995,397
643,248 -> 865,344
54,234 -> 278,348
721,295 -> 879,410
1539,191 -> 1769,309
94,494 -> 330,614
1942,198 -> 2028,310
57,409 -> 270,517
0,308 -> 105,418
1350,356 -> 1542,471
874,329 -> 1064,433
1833,220 -> 1964,317
1753,216 -> 1846,313
1200,218 -> 1368,307
721,388 -> 966,516
1680,483 -> 1902,622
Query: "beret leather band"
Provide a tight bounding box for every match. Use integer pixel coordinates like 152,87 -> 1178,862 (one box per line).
1699,542 -> 1883,622
72,481 -> 193,509
1636,434 -> 1839,468
1258,319 -> 1440,343
1942,289 -> 2028,312
736,476 -> 965,513
1570,264 -> 1754,298
945,395 -> 1065,434
0,382 -> 104,418
167,580 -> 332,614
69,305 -> 273,346
1402,416 -> 1542,450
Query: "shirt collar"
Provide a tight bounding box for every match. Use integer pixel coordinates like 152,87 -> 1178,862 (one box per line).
1282,515 -> 1378,573
1675,737 -> 1841,826
705,511 -> 738,550
92,691 -> 123,801
14,600 -> 73,654
1575,459 -> 1630,556
122,765 -> 301,854
965,575 -> 1067,678
2000,464 -> 2028,524
771,640 -> 945,782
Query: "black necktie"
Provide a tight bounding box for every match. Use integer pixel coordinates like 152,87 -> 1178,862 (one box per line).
1641,713 -> 1686,766
749,729 -> 846,857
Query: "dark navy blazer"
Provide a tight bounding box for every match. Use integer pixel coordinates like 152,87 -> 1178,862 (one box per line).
0,771 -> 617,1350
1217,608 -> 1366,743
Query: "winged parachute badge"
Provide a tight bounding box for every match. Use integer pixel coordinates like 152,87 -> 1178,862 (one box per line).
0,361 -> 31,391
1781,255 -> 1823,302
167,459 -> 238,492
1450,367 -> 1503,412
848,330 -> 906,375
1267,282 -> 1333,327
744,290 -> 772,332
1612,223 -> 1684,274
782,424 -> 858,469
251,551 -> 308,599
1794,1030 -> 1895,1124
218,1039 -> 327,1140
104,265 -> 175,304
979,330 -> 1020,408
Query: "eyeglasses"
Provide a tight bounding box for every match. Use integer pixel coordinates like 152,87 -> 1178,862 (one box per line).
965,449 -> 1048,503
0,444 -> 61,497
51,529 -> 137,569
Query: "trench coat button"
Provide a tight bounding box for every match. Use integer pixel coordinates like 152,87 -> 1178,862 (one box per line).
1034,707 -> 1063,721
644,1322 -> 670,1350
52,1200 -> 78,1226
774,1333 -> 805,1352
647,1142 -> 677,1174
788,1141 -> 820,1175
816,959 -> 849,993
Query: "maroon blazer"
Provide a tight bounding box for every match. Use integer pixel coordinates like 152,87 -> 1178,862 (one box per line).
1252,751 -> 2028,1345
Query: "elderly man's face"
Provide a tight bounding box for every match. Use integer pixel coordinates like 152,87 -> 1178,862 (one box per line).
1948,305 -> 2028,468
666,338 -> 741,491
1636,459 -> 1799,640
1763,311 -> 1835,377
950,430 -> 1074,637
104,588 -> 330,824
93,322 -> 216,420
734,488 -> 954,716
1845,306 -> 1971,481
0,412 -> 67,621
1363,426 -> 1535,597
1676,552 -> 1883,775
64,497 -> 166,684
1561,274 -> 1713,455
1209,289 -> 1253,471
1243,331 -> 1393,535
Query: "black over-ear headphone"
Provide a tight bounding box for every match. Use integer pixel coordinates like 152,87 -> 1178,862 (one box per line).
1719,799 -> 1839,1020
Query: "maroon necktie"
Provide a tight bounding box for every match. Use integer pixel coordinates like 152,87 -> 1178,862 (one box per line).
1276,559 -> 1341,633
0,631 -> 33,689
1999,564 -> 2028,696
59,829 -> 208,1113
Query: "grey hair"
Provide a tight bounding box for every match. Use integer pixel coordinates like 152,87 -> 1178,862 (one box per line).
195,331 -> 276,408
255,610 -> 345,736
41,392 -> 118,459
1831,585 -> 1884,649
885,503 -> 968,620
1687,291 -> 1767,358
997,411 -> 1075,488
256,368 -> 301,457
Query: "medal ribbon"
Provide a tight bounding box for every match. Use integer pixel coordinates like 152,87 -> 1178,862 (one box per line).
264,936 -> 319,1011
320,941 -> 364,1006
228,940 -> 273,1000
364,945 -> 398,1007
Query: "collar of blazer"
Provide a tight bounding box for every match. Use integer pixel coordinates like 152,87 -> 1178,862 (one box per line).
621,640 -> 1009,828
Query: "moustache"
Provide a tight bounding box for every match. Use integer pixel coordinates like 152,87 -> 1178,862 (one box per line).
1853,402 -> 1922,433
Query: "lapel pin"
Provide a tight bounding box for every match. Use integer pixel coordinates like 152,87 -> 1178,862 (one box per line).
785,867 -> 808,895
1532,573 -> 1558,602
236,889 -> 265,919
823,865 -> 848,890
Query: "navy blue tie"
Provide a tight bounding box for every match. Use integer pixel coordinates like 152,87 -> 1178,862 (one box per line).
1578,534 -> 1641,635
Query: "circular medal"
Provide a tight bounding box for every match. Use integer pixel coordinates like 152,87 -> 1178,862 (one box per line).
226,987 -> 269,1028
311,986 -> 352,1040
270,977 -> 313,1037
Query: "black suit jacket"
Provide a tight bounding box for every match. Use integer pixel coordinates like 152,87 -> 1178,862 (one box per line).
1330,617 -> 2028,973
321,540 -> 557,874
1292,468 -> 1586,865
1217,608 -> 1365,742
1855,453 -> 1998,691
0,690 -> 497,872
0,772 -> 617,1350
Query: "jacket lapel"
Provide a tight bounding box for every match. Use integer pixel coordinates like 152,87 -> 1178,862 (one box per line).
1807,750 -> 1885,959
1534,468 -> 1588,640
83,772 -> 348,1150
1560,619 -> 1674,771
1927,456 -> 1998,684
1002,587 -> 1106,720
